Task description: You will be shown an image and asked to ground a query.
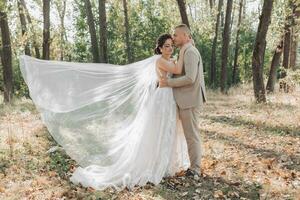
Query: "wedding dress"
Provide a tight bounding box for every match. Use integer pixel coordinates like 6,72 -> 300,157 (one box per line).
19,54 -> 190,190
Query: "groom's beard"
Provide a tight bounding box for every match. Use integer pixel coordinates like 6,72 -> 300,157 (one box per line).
173,43 -> 181,49
174,44 -> 181,48
172,40 -> 181,48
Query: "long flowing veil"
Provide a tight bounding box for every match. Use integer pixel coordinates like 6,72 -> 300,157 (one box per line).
19,55 -> 161,167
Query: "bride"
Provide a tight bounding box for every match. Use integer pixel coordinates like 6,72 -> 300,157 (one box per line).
19,33 -> 192,191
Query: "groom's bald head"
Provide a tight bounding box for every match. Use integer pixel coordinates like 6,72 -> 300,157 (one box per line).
173,24 -> 191,47
174,24 -> 191,37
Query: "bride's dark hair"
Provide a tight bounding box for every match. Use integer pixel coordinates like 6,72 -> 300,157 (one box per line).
154,33 -> 173,55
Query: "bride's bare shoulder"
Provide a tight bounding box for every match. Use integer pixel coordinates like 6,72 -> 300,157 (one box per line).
156,57 -> 163,67
156,57 -> 170,72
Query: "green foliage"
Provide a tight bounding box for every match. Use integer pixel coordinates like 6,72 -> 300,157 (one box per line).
13,61 -> 29,98
71,0 -> 92,62
49,150 -> 75,179
0,60 -> 29,98
1,0 -> 299,97
106,2 -> 127,64
193,32 -> 213,85
237,24 -> 258,84
290,69 -> 300,84
279,67 -> 300,84
106,0 -> 173,64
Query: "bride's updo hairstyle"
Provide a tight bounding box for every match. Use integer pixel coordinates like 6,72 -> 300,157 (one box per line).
154,33 -> 173,55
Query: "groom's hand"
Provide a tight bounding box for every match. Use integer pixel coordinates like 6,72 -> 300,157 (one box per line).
159,78 -> 168,88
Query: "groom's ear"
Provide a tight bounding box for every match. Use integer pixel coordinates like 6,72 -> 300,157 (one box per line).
184,32 -> 191,38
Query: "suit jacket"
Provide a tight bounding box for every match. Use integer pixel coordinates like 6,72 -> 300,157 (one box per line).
167,43 -> 207,109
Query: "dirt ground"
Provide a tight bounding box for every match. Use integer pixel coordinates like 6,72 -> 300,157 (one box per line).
0,85 -> 299,199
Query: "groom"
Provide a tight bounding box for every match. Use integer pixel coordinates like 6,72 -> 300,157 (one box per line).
159,24 -> 207,177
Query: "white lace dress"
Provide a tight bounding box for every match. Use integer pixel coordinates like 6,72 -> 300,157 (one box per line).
19,54 -> 190,191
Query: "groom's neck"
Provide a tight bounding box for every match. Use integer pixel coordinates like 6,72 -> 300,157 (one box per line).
179,41 -> 189,49
179,42 -> 189,49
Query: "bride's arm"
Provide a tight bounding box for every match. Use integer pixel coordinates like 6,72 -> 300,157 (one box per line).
157,47 -> 186,74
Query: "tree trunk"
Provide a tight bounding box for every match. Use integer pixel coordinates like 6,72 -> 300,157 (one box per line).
99,0 -> 108,63
252,0 -> 274,103
209,0 -> 215,9
84,0 -> 100,63
176,0 -> 190,28
187,3 -> 195,22
232,0 -> 244,84
221,1 -> 225,28
20,0 -> 40,58
282,26 -> 291,69
289,1 -> 300,70
229,3 -> 235,32
282,0 -> 299,69
289,35 -> 298,70
266,40 -> 283,93
122,0 -> 133,63
243,0 -> 246,18
17,0 -> 30,55
55,0 -> 67,61
210,0 -> 223,86
220,0 -> 233,93
0,6 -> 13,103
266,1 -> 299,92
42,0 -> 50,60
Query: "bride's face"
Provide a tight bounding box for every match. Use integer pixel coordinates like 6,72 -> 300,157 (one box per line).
160,39 -> 174,57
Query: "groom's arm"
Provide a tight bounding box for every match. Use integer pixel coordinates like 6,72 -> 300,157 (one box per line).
166,50 -> 199,88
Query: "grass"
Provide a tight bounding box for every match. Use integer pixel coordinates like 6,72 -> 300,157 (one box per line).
0,84 -> 299,199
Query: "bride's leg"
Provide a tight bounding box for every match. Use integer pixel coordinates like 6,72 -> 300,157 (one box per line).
166,105 -> 190,176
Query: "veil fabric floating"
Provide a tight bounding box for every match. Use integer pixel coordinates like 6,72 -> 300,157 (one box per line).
19,55 -> 190,190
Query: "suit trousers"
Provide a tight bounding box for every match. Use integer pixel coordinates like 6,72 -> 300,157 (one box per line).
177,104 -> 202,173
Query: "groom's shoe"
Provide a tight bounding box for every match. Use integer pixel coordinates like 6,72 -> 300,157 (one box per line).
185,168 -> 201,180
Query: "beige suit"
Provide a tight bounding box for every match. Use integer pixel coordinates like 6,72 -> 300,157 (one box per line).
167,43 -> 206,172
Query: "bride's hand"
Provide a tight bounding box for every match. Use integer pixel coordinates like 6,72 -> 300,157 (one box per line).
170,58 -> 176,63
